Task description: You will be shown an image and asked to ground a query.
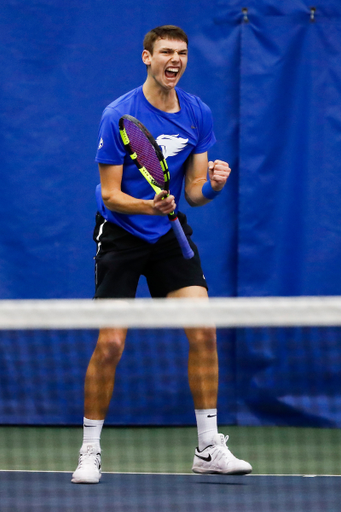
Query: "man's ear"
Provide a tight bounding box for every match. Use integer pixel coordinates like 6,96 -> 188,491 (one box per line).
142,49 -> 152,66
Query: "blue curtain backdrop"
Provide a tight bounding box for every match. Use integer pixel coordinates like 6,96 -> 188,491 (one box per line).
238,10 -> 341,296
1,1 -> 341,426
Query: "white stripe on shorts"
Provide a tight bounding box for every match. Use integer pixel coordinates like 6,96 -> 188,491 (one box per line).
95,219 -> 107,256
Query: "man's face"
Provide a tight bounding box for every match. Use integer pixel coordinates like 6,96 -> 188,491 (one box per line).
143,38 -> 188,90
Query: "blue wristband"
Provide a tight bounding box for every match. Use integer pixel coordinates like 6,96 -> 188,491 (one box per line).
202,181 -> 222,200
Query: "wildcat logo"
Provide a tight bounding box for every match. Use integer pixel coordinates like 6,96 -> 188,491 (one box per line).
156,134 -> 188,159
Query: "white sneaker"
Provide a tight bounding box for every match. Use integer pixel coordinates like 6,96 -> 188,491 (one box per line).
192,433 -> 252,475
71,444 -> 102,484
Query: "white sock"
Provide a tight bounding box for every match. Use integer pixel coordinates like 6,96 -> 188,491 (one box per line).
195,409 -> 218,451
81,417 -> 104,451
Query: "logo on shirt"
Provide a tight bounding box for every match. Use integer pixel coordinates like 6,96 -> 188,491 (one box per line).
98,137 -> 104,150
156,134 -> 188,159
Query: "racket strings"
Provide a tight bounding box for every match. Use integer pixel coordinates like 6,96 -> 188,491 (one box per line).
124,120 -> 165,188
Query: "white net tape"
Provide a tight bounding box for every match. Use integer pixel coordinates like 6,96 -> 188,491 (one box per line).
0,296 -> 341,329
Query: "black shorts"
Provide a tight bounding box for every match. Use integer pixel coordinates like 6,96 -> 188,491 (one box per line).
93,212 -> 208,298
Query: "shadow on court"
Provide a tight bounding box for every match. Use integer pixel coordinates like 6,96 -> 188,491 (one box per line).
1,472 -> 340,512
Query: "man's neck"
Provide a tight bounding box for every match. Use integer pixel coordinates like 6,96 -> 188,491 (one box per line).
142,80 -> 180,113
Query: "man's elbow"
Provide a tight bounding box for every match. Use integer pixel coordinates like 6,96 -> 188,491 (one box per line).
101,188 -> 119,209
185,191 -> 200,207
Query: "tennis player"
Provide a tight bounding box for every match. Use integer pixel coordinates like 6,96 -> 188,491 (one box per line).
72,25 -> 252,483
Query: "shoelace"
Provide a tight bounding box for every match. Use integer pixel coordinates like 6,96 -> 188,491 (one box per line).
220,434 -> 229,445
212,434 -> 237,461
78,446 -> 101,469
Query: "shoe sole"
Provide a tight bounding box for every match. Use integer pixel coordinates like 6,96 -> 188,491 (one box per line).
192,467 -> 252,475
71,475 -> 101,484
71,479 -> 101,484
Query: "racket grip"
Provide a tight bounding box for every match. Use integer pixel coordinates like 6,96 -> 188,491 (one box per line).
169,217 -> 194,259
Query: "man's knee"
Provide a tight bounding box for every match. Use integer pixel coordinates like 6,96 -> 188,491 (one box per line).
186,327 -> 217,352
96,328 -> 127,363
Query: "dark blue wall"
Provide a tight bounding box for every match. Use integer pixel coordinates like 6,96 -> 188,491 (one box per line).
1,1 -> 341,426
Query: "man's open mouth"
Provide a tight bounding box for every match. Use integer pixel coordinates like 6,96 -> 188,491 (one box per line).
165,67 -> 179,78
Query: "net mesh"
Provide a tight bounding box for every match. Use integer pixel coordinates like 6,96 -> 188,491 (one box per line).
0,297 -> 340,510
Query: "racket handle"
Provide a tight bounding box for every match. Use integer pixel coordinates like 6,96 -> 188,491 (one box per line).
169,217 -> 195,259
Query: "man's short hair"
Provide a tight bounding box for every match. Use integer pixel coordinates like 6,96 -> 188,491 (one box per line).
143,25 -> 188,54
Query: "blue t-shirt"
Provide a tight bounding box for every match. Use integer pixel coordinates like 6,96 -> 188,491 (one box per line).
95,85 -> 216,243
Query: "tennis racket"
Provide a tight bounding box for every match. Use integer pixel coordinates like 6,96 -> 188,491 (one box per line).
119,114 -> 194,259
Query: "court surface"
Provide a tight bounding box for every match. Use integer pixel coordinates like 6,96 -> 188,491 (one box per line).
1,425 -> 340,511
1,472 -> 341,512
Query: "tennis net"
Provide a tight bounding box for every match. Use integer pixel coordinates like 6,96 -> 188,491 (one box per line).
1,296 -> 341,329
0,297 -> 340,511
